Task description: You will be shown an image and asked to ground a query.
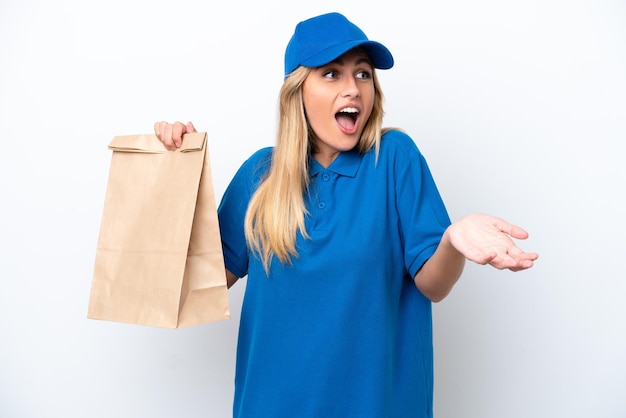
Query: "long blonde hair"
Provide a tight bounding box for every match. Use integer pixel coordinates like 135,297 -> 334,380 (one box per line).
244,65 -> 387,273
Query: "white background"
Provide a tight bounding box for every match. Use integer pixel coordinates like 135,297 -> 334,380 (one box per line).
1,0 -> 624,417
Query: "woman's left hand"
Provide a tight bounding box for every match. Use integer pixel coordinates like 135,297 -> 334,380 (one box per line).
447,213 -> 539,272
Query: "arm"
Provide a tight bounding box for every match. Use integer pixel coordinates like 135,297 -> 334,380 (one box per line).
413,229 -> 465,303
414,213 -> 539,302
226,268 -> 239,288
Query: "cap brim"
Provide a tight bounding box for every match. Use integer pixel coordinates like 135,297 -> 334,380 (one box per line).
299,40 -> 394,70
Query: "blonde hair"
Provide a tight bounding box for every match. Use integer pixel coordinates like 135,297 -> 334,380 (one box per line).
244,65 -> 388,273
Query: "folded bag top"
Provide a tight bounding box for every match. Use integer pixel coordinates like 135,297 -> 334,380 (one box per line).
107,133 -> 205,153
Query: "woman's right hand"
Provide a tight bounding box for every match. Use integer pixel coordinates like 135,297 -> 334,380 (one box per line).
154,121 -> 197,150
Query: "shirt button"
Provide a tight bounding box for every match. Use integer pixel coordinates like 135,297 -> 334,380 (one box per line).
322,173 -> 330,181
318,201 -> 326,209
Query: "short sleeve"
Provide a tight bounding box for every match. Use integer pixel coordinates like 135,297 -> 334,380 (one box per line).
388,131 -> 451,277
217,147 -> 273,278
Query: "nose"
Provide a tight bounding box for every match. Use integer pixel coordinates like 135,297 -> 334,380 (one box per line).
341,75 -> 360,98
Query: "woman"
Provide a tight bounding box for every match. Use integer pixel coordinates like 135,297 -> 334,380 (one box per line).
155,12 -> 538,418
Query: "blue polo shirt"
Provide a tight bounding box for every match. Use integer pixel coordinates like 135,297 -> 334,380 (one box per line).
218,129 -> 450,418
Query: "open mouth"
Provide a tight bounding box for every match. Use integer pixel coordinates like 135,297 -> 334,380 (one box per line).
335,107 -> 359,131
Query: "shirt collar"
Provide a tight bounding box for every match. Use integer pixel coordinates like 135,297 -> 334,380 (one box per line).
309,149 -> 363,178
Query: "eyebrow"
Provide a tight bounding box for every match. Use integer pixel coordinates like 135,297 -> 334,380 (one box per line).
328,55 -> 373,67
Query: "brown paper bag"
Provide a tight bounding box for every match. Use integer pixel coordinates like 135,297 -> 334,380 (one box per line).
88,132 -> 230,328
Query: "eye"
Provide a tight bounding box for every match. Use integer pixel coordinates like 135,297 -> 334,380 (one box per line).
356,70 -> 372,80
323,70 -> 339,79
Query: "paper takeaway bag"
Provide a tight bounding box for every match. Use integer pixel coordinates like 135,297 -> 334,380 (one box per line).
88,132 -> 230,328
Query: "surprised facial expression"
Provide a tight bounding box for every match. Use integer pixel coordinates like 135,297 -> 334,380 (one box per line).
302,49 -> 375,167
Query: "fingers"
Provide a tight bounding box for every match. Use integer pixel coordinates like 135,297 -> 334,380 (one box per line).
507,246 -> 539,262
496,218 -> 530,240
154,121 -> 166,139
489,246 -> 539,272
153,120 -> 196,150
499,258 -> 536,272
494,218 -> 538,270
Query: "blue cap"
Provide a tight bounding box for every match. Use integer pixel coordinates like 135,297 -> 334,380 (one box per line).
284,12 -> 394,77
